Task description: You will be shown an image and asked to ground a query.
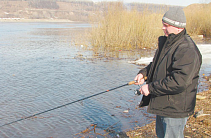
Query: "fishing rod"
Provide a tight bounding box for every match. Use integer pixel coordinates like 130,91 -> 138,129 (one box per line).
0,80 -> 139,128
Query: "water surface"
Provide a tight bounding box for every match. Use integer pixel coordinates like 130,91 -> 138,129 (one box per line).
0,22 -> 153,137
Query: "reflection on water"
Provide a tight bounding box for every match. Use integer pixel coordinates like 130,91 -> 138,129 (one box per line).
0,22 -> 210,137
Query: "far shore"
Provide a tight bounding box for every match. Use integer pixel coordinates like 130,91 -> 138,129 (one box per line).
0,18 -> 75,23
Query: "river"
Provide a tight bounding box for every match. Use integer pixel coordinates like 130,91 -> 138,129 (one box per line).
0,22 -> 210,138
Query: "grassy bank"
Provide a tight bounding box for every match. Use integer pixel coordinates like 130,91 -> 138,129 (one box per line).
88,2 -> 211,53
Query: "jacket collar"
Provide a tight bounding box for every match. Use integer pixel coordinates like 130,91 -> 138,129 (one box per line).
165,29 -> 186,49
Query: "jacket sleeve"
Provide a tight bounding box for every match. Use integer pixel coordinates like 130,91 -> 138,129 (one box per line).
137,62 -> 152,77
148,44 -> 201,96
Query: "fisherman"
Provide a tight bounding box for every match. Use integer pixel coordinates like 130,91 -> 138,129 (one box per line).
134,7 -> 202,138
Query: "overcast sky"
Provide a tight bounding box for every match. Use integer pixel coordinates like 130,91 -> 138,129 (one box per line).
92,0 -> 211,6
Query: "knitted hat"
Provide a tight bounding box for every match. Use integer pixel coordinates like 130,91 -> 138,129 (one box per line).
162,7 -> 186,28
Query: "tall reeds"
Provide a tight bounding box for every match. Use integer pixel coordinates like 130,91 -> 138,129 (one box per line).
184,3 -> 211,37
88,2 -> 211,54
89,2 -> 163,53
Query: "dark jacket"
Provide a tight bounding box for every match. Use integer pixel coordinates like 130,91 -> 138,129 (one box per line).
138,29 -> 202,118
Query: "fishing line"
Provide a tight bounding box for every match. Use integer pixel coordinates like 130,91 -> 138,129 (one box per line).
0,80 -> 137,128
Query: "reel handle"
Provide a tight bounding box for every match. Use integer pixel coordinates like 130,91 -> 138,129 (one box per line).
134,89 -> 141,95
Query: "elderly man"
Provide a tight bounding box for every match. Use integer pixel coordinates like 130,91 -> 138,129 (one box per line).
135,7 -> 202,138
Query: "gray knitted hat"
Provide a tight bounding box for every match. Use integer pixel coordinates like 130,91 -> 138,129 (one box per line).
162,7 -> 186,28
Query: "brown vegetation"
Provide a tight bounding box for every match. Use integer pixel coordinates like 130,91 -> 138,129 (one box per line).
184,3 -> 211,37
88,2 -> 211,53
89,2 -> 164,54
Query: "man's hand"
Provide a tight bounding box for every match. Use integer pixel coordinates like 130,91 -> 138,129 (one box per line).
134,73 -> 145,85
140,84 -> 150,96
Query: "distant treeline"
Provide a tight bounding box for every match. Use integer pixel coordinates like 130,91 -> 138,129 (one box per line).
1,0 -> 95,9
0,0 -> 175,21
0,0 -> 100,21
0,0 -> 93,2
0,0 -> 175,13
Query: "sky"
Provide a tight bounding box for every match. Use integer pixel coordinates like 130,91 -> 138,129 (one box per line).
92,0 -> 211,6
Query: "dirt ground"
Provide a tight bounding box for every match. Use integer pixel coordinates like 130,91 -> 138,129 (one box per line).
126,74 -> 211,138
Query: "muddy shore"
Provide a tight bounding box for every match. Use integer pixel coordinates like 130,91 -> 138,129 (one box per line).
126,74 -> 211,138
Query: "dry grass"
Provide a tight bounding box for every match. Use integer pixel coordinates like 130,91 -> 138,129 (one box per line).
89,2 -> 163,53
88,2 -> 211,53
184,3 -> 211,37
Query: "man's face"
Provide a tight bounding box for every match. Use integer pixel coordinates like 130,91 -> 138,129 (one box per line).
162,22 -> 178,37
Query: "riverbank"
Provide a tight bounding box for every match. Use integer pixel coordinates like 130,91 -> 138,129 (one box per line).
126,74 -> 211,138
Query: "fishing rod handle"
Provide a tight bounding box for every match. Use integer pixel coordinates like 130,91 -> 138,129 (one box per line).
128,77 -> 147,85
128,81 -> 136,85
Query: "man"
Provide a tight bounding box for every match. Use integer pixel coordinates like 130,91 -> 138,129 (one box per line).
134,7 -> 202,138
